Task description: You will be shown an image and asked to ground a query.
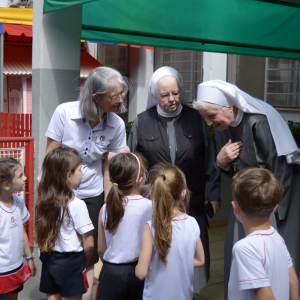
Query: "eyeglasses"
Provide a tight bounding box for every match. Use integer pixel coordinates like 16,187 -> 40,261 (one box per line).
95,90 -> 127,102
159,91 -> 180,101
108,90 -> 127,101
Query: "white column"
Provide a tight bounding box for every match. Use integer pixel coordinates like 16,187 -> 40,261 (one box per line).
85,41 -> 98,59
32,0 -> 82,195
22,76 -> 27,113
128,47 -> 154,122
203,52 -> 227,82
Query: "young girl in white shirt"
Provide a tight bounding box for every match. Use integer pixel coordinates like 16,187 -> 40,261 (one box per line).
136,163 -> 205,300
0,158 -> 36,300
35,147 -> 94,300
96,152 -> 152,300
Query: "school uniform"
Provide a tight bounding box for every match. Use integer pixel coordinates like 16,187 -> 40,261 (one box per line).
143,214 -> 200,300
39,197 -> 94,297
46,101 -> 126,265
228,226 -> 293,300
95,195 -> 153,300
0,194 -> 31,299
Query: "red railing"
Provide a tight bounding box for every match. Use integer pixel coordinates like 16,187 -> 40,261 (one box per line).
0,112 -> 32,147
0,113 -> 34,247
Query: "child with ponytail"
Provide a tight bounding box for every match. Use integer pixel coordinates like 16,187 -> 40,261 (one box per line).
35,147 -> 94,300
96,152 -> 152,300
136,163 -> 205,300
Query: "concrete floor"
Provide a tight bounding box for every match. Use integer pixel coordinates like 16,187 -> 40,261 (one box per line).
194,224 -> 227,300
17,223 -> 227,300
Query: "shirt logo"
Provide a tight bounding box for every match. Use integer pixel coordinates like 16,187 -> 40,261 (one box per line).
97,136 -> 106,147
10,216 -> 18,229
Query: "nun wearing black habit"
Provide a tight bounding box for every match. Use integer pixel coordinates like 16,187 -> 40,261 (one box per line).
194,80 -> 300,300
128,66 -> 221,292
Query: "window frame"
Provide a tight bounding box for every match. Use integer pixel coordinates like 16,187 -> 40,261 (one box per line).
154,48 -> 203,103
264,57 -> 300,109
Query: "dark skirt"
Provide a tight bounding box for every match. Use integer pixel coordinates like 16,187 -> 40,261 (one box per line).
40,251 -> 88,297
82,192 -> 105,266
95,260 -> 144,300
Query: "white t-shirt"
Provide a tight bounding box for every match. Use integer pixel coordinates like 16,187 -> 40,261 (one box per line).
143,214 -> 200,300
102,195 -> 153,264
46,101 -> 126,199
228,226 -> 293,300
53,197 -> 94,252
0,194 -> 30,273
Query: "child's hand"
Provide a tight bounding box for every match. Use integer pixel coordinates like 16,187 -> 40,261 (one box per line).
28,260 -> 37,277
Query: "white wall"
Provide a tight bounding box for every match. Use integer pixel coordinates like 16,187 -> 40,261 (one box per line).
203,52 -> 227,82
85,41 -> 98,60
128,47 -> 154,122
0,0 -> 9,7
278,110 -> 300,122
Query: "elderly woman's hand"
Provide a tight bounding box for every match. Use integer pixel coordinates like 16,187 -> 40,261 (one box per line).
217,139 -> 243,170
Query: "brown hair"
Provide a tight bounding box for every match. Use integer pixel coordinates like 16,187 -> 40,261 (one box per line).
0,157 -> 21,187
105,152 -> 148,234
147,163 -> 190,266
232,167 -> 283,219
35,147 -> 82,252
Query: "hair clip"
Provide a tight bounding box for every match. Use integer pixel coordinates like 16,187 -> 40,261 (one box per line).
113,183 -> 118,186
91,69 -> 96,73
160,174 -> 166,181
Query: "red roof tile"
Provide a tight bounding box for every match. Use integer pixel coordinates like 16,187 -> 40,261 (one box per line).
4,44 -> 103,77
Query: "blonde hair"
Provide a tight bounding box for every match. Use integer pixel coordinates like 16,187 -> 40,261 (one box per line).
147,163 -> 190,266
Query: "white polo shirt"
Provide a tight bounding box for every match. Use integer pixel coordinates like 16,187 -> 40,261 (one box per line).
143,214 -> 200,300
102,195 -> 153,264
0,194 -> 30,273
228,226 -> 293,300
46,101 -> 126,199
53,197 -> 94,252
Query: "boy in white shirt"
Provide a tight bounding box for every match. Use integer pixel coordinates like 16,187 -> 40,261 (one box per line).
228,167 -> 299,300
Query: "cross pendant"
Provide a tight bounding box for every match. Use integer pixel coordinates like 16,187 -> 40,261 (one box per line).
232,160 -> 238,172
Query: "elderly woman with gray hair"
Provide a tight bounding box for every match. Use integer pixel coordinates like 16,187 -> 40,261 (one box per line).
45,67 -> 129,300
128,66 -> 221,293
194,80 -> 300,300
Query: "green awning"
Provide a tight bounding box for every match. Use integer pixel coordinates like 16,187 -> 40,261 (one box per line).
45,0 -> 300,60
43,0 -> 96,14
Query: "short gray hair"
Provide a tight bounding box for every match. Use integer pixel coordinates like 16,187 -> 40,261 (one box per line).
155,75 -> 181,98
192,100 -> 227,111
79,67 -> 130,121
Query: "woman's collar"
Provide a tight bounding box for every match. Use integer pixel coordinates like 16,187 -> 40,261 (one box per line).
156,103 -> 183,118
230,108 -> 244,127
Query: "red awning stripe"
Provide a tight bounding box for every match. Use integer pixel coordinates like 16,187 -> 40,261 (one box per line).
2,24 -> 32,37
